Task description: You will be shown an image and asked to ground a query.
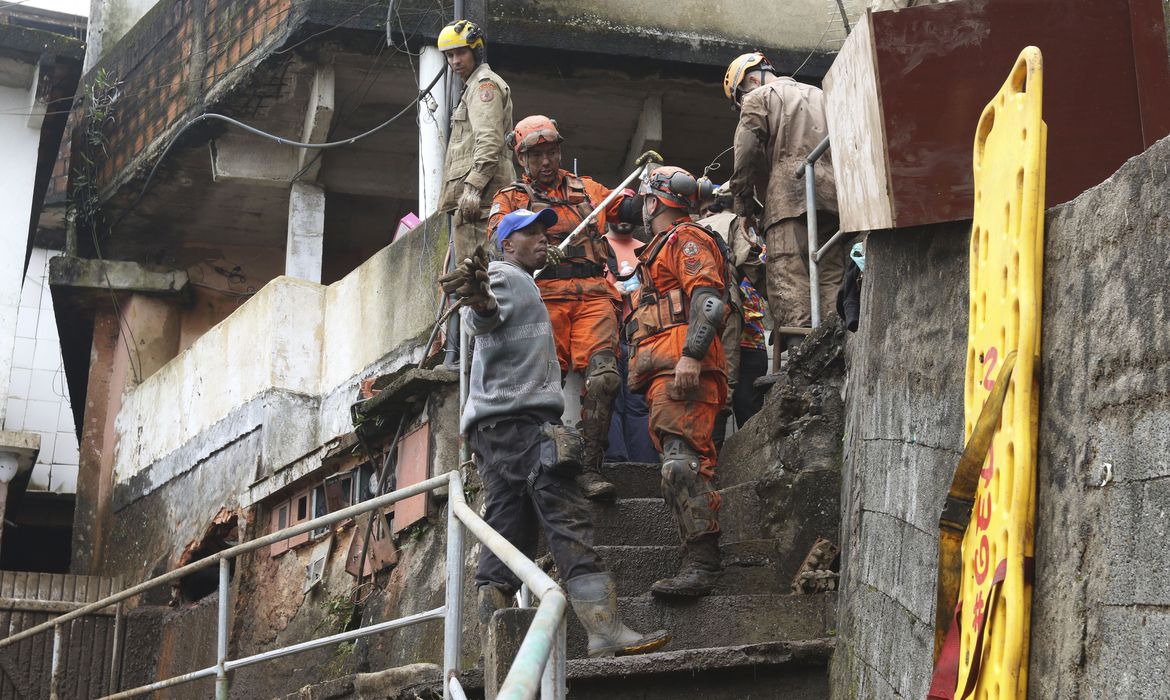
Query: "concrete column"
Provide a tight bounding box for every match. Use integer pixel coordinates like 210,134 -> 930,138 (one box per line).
286,182 -> 325,283
418,46 -> 449,218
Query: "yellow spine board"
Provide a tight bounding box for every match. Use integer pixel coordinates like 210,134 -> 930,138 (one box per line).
957,47 -> 1046,699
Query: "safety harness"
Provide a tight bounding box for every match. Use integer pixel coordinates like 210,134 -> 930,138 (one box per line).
504,175 -> 614,280
624,221 -> 732,347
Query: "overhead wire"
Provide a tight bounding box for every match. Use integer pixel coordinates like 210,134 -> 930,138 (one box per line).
0,0 -> 446,118
105,66 -> 445,237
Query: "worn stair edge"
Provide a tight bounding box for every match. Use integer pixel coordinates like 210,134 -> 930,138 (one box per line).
589,483 -> 766,546
565,592 -> 838,658
564,638 -> 835,680
598,461 -> 661,498
597,539 -> 793,597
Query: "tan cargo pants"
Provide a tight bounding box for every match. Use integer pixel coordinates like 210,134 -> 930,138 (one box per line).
764,213 -> 847,331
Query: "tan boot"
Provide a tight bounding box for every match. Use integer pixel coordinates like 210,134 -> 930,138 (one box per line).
567,572 -> 671,658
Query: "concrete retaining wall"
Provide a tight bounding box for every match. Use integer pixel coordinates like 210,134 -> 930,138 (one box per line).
832,135 -> 1170,697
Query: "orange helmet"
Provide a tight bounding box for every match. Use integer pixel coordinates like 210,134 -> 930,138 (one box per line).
507,115 -> 564,154
641,165 -> 699,210
723,52 -> 774,103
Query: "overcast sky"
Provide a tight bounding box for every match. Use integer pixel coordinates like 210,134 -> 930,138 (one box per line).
12,0 -> 90,17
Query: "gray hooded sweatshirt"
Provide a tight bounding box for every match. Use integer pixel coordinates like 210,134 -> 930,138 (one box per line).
459,260 -> 564,432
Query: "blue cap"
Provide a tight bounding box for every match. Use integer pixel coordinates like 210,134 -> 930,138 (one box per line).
496,208 -> 557,250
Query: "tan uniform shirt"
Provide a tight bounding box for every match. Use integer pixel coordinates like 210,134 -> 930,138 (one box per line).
437,62 -> 516,213
729,78 -> 837,230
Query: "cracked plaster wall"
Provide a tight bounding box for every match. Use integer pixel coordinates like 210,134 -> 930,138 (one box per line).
832,135 -> 1170,698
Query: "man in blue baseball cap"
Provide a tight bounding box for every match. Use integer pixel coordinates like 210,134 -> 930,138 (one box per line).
440,208 -> 671,659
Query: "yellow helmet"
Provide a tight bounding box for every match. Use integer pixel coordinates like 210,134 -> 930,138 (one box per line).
437,19 -> 485,52
723,52 -> 773,102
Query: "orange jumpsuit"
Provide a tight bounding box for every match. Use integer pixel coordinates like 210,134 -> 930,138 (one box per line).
487,170 -> 625,373
628,220 -> 730,477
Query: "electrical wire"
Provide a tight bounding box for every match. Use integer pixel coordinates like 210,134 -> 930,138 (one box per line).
0,0 -> 435,118
106,66 -> 445,235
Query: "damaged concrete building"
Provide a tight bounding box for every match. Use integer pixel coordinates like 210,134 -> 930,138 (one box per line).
4,0 -> 1170,697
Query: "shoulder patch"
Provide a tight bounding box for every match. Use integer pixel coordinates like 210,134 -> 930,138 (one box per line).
682,241 -> 700,257
489,202 -> 501,217
684,258 -> 701,275
478,82 -> 497,102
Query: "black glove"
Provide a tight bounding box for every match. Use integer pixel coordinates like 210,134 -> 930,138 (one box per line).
617,194 -> 645,225
439,245 -> 496,312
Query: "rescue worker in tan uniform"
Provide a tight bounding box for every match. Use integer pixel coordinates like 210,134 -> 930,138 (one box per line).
488,116 -> 649,501
435,20 -> 516,262
724,52 -> 844,348
627,166 -> 731,597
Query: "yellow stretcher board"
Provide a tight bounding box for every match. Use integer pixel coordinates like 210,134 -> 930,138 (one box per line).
956,47 -> 1046,699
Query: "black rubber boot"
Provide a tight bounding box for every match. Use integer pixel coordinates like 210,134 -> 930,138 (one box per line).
567,572 -> 671,658
651,534 -> 722,598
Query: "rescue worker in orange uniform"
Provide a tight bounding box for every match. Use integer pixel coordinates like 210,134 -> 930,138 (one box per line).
626,166 -> 730,597
487,115 -> 649,501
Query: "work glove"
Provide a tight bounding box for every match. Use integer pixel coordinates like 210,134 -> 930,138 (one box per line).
458,183 -> 483,222
439,245 -> 496,312
634,150 -> 664,167
544,244 -> 565,265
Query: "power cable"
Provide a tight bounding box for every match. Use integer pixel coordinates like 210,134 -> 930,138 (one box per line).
106,66 -> 445,235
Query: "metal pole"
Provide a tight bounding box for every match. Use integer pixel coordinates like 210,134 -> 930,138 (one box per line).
1,473 -> 452,650
540,614 -> 566,700
814,228 -> 848,263
459,325 -> 470,464
806,160 -> 821,328
109,601 -> 123,694
49,624 -> 62,700
443,474 -> 466,700
216,558 -> 230,700
517,584 -> 530,609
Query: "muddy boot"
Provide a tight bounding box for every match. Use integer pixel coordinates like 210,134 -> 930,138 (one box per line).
567,572 -> 671,658
477,584 -> 510,658
577,352 -> 620,501
576,467 -> 616,501
651,534 -> 722,598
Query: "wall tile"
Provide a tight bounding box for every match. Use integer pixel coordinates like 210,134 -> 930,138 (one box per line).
4,398 -> 25,431
24,400 -> 59,432
8,367 -> 30,400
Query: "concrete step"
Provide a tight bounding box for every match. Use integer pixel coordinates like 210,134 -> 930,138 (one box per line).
588,483 -> 766,546
437,639 -> 834,700
597,539 -> 793,597
598,461 -> 660,499
565,591 -> 836,659
563,638 -> 834,700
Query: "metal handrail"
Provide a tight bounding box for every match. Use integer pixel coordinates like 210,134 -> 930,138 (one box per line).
0,468 -> 567,700
794,135 -> 847,329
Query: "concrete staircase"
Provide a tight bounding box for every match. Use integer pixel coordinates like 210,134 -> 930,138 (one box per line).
522,459 -> 836,699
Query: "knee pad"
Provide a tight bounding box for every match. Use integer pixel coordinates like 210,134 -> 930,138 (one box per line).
659,436 -> 703,492
659,436 -> 719,541
584,350 -> 621,399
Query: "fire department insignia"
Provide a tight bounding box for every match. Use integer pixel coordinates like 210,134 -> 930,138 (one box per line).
682,241 -> 700,257
478,83 -> 497,102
